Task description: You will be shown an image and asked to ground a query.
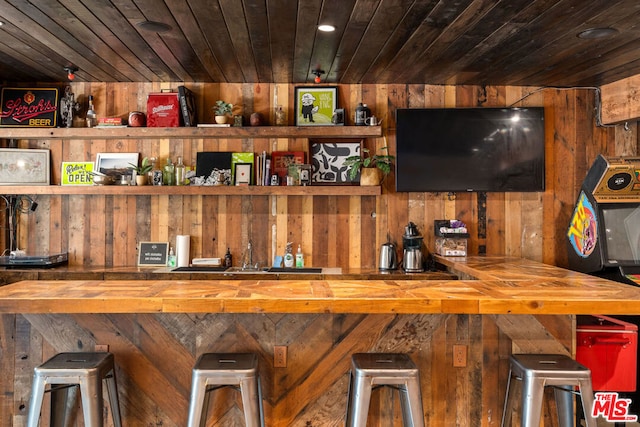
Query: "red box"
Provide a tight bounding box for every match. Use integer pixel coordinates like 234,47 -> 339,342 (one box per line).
146,92 -> 181,127
577,315 -> 637,391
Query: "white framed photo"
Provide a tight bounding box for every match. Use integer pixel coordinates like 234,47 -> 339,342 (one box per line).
95,152 -> 138,177
0,148 -> 50,185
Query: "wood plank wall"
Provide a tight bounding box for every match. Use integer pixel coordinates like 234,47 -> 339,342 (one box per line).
2,83 -> 636,269
0,312 -> 572,427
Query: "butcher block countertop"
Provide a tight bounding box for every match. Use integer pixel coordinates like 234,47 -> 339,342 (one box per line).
1,256 -> 640,315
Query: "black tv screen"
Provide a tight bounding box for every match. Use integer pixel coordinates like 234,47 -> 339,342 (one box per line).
395,107 -> 545,192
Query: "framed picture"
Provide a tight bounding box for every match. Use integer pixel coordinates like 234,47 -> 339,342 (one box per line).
0,148 -> 50,185
234,163 -> 253,186
294,86 -> 338,126
95,152 -> 138,177
310,140 -> 362,185
271,151 -> 304,184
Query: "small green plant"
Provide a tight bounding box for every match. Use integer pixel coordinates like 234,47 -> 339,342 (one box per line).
213,100 -> 233,116
344,147 -> 395,181
129,157 -> 153,175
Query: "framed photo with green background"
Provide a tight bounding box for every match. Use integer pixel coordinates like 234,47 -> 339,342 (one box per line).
294,86 -> 337,126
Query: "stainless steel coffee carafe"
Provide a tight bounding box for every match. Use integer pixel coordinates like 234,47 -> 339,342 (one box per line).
402,248 -> 423,272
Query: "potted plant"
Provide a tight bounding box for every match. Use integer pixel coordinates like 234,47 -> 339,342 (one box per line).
213,100 -> 233,124
129,157 -> 153,185
344,147 -> 395,186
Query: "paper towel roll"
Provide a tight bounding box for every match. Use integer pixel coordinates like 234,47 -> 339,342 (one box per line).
176,235 -> 191,267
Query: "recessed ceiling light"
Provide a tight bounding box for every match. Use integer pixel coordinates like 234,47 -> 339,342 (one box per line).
577,27 -> 618,39
318,24 -> 335,32
137,20 -> 172,33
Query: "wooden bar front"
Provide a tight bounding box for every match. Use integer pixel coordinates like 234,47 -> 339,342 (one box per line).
2,257 -> 639,426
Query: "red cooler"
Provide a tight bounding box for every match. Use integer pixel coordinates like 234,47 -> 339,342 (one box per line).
146,91 -> 181,127
577,315 -> 637,391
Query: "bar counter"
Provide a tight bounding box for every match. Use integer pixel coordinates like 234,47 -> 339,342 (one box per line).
1,257 -> 640,315
2,257 -> 639,426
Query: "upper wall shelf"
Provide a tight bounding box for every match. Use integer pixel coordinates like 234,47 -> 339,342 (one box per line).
0,126 -> 382,140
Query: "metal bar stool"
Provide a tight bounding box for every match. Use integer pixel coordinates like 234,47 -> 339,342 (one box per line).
26,352 -> 122,427
345,353 -> 425,427
501,354 -> 596,427
187,352 -> 264,427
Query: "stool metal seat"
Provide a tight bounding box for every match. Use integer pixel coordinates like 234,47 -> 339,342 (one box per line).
345,353 -> 425,427
27,352 -> 122,427
187,352 -> 264,427
501,354 -> 596,427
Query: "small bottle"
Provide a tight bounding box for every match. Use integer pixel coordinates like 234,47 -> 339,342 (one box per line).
167,247 -> 176,267
86,95 -> 97,127
163,158 -> 175,186
283,242 -> 294,268
175,156 -> 186,186
224,248 -> 233,268
355,102 -> 366,126
295,244 -> 304,268
275,105 -> 286,126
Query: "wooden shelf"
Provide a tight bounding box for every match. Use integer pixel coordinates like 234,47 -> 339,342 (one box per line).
0,125 -> 382,140
0,185 -> 381,196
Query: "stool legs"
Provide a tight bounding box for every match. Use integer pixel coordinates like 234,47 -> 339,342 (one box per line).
187,353 -> 264,427
501,354 -> 597,427
26,352 -> 122,427
345,353 -> 424,427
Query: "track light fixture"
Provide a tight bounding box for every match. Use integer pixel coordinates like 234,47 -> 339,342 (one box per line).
64,65 -> 78,81
311,69 -> 325,83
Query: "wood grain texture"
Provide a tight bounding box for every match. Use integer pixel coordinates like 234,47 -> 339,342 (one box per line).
1,82 -> 636,274
0,311 -> 570,427
2,257 -> 640,316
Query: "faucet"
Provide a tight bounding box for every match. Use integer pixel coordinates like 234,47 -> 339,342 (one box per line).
242,240 -> 255,271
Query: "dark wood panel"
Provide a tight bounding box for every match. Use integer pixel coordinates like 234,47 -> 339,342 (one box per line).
0,312 -> 576,426
1,82 -> 634,272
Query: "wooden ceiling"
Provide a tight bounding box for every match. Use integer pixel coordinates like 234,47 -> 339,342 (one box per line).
0,0 -> 639,87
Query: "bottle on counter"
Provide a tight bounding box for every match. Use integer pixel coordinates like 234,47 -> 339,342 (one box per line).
275,105 -> 286,126
295,244 -> 304,268
86,95 -> 97,127
175,156 -> 186,186
167,247 -> 176,267
224,248 -> 233,268
163,158 -> 175,186
283,242 -> 294,268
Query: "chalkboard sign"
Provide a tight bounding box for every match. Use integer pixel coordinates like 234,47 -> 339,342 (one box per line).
138,242 -> 169,266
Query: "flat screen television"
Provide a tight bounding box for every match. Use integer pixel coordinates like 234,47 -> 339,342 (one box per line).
395,107 -> 545,192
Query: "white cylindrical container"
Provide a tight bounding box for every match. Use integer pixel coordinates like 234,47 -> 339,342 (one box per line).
176,235 -> 191,267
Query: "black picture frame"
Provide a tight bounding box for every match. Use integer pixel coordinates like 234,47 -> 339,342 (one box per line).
294,86 -> 338,126
310,139 -> 362,185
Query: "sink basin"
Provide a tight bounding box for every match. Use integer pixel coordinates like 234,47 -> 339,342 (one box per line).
172,266 -> 227,272
266,267 -> 323,273
168,266 -> 332,274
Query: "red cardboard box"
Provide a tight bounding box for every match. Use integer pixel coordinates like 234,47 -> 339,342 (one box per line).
146,91 -> 181,127
577,315 -> 637,391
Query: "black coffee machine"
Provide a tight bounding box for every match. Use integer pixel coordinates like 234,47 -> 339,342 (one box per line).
402,222 -> 424,272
